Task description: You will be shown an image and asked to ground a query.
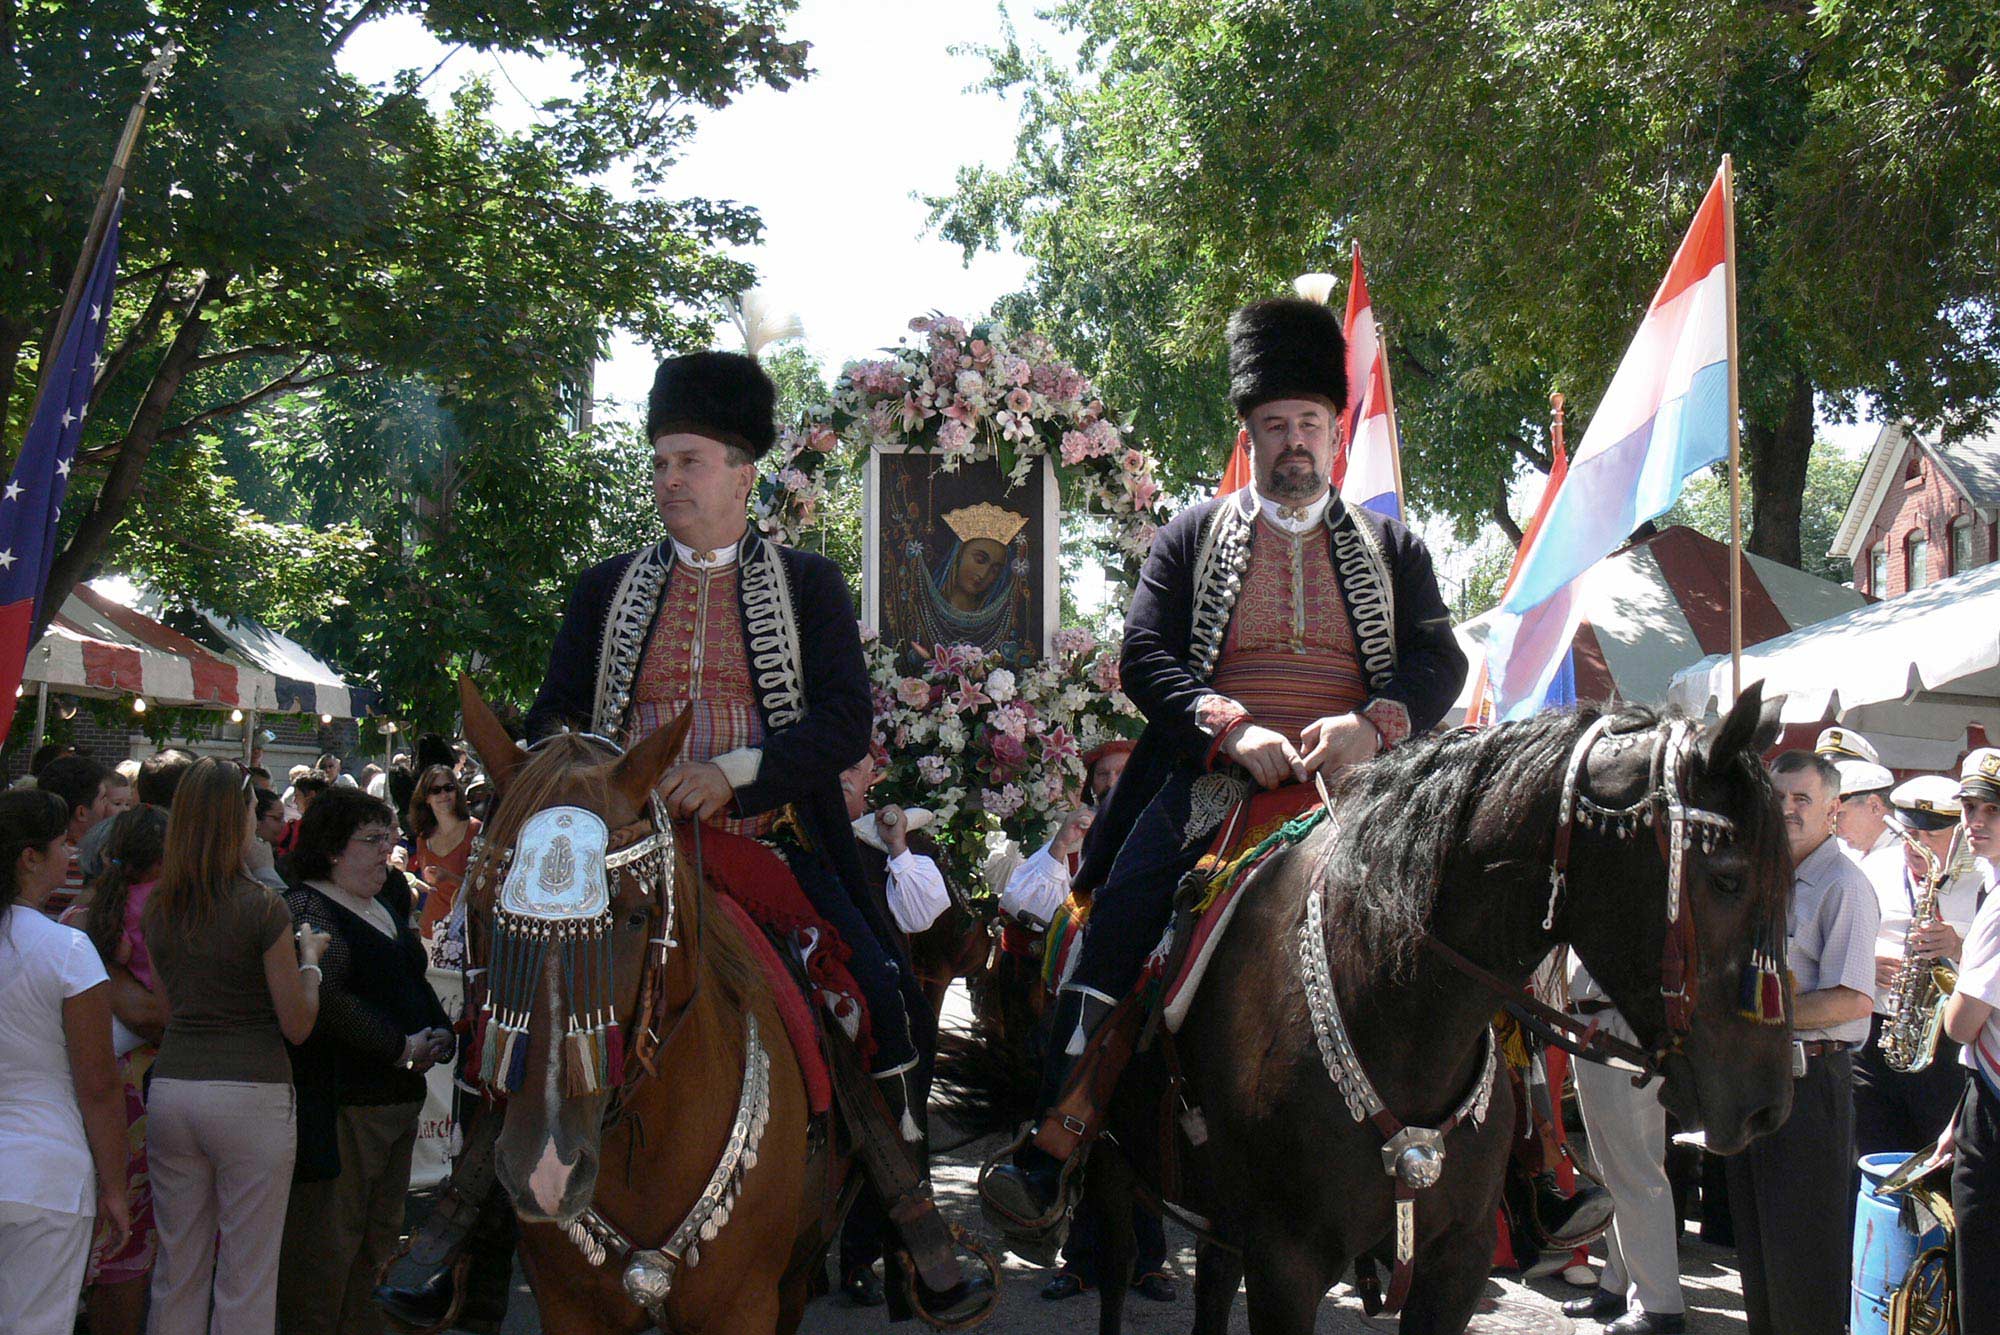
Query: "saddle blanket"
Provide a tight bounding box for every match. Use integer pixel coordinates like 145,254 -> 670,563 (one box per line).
714,893 -> 833,1115
1156,785 -> 1327,1032
692,822 -> 875,1072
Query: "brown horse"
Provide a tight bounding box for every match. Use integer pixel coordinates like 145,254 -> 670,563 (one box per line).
457,681 -> 848,1334
1067,688 -> 1798,1335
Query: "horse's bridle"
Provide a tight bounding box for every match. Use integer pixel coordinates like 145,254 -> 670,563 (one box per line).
1424,715 -> 1755,1084
465,744 -> 773,1322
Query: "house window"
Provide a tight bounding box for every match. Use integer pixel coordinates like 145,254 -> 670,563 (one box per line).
1907,530 -> 1931,590
1952,516 -> 1983,574
1906,447 -> 1924,484
1870,545 -> 1888,594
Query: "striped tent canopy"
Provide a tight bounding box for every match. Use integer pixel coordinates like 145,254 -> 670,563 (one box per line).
1453,525 -> 1867,723
23,580 -> 371,719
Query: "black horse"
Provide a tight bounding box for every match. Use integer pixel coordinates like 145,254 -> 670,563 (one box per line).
1056,687 -> 1796,1335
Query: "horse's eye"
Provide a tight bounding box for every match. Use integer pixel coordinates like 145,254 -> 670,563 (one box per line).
1710,874 -> 1743,897
625,911 -> 648,929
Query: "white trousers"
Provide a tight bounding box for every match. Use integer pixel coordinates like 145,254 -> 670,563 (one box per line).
1574,1006 -> 1686,1315
0,1200 -> 94,1335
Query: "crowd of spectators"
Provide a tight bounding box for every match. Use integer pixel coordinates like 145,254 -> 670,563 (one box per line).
0,739 -> 484,1334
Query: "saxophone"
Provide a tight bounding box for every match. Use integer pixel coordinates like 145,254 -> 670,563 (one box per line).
1880,826 -> 1960,1075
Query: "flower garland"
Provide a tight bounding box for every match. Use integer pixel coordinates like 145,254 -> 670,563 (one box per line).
864,624 -> 1141,895
753,314 -> 1169,573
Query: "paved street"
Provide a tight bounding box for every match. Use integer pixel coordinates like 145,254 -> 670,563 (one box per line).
417,985 -> 1751,1335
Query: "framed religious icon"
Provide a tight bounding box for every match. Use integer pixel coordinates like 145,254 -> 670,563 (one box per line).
863,446 -> 1059,667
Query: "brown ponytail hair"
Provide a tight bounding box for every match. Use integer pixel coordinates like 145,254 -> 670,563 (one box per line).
83,804 -> 170,960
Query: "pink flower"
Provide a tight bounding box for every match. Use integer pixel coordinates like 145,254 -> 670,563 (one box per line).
942,397 -> 977,426
1060,430 -> 1094,466
1052,626 -> 1097,657
937,419 -> 975,454
989,731 -> 1028,770
872,684 -> 895,718
909,316 -> 935,333
899,392 -> 933,432
1131,478 -> 1160,511
928,643 -> 973,674
1120,448 -> 1146,474
805,425 -> 839,453
777,466 -> 809,491
967,337 -> 993,366
983,783 -> 1026,820
895,676 -> 932,709
948,679 -> 993,714
917,754 -> 952,785
1042,724 -> 1079,765
989,705 -> 1028,741
1090,655 -> 1122,693
1006,387 -> 1034,414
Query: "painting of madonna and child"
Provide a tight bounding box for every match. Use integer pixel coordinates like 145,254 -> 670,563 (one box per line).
865,448 -> 1059,670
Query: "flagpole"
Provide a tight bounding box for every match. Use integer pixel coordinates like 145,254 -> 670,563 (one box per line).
24,41 -> 179,426
1722,154 -> 1744,700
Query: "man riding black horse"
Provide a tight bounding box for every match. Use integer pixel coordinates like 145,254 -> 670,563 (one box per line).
980,295 -> 1469,1242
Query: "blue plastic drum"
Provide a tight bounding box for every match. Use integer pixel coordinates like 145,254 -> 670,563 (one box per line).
1852,1152 -> 1949,1335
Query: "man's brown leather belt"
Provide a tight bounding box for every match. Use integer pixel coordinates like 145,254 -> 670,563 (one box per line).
1798,1039 -> 1849,1058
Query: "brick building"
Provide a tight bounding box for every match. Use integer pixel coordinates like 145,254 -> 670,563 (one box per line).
1830,422 -> 2000,597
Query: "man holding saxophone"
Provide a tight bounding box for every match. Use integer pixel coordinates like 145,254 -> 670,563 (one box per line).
1853,775 -> 1982,1161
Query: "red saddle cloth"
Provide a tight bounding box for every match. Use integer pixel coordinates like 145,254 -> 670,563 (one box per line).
687,823 -> 875,1090
1158,783 -> 1324,1027
714,894 -> 833,1115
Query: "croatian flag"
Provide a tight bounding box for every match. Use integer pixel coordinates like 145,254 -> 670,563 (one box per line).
1484,165 -> 1734,720
1338,245 -> 1404,520
0,198 -> 122,746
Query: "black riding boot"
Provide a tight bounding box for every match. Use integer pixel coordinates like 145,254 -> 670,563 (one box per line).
980,987 -> 1116,1242
863,1061 -> 996,1326
376,1182 -> 516,1333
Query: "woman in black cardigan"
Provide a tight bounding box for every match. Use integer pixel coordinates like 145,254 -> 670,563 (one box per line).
275,788 -> 451,1335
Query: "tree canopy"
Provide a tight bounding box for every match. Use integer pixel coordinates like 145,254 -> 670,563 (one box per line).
933,0 -> 2000,563
0,0 -> 805,716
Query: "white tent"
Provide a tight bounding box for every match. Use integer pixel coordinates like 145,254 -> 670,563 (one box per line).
1667,559 -> 2000,770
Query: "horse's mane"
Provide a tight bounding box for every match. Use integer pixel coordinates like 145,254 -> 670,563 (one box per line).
1321,705 -> 1650,979
472,732 -> 762,1017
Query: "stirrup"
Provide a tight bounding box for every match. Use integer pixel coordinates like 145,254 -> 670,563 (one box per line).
895,1224 -> 1000,1331
975,1122 -> 1086,1242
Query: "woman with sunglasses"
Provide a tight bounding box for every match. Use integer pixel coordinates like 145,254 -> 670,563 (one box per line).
406,764 -> 479,943
276,786 -> 450,1335
142,759 -> 327,1335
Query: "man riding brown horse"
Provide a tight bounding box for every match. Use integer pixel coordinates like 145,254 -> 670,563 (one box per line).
980,295 -> 1468,1242
384,351 -> 991,1329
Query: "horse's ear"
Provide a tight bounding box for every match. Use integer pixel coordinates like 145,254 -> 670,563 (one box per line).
610,707 -> 694,811
1705,679 -> 1786,768
458,675 -> 528,785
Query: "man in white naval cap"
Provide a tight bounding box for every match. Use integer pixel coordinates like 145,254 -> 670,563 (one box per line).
1852,775 -> 1980,1162
1961,747 -> 2000,894
1817,727 -> 1899,865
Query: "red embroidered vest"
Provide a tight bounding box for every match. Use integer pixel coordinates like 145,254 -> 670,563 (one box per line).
631,562 -> 772,836
1208,517 -> 1369,746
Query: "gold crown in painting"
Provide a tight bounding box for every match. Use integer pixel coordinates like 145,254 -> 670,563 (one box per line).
942,502 -> 1029,548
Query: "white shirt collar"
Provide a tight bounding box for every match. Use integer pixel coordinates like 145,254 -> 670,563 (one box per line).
1252,488 -> 1332,534
670,533 -> 744,570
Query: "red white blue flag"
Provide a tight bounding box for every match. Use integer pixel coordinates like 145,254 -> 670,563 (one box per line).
0,197 -> 123,745
1338,245 -> 1404,520
1484,165 -> 1734,720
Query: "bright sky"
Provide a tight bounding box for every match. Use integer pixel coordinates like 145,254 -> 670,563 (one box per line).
339,5 -> 1878,597
339,1 -> 1068,415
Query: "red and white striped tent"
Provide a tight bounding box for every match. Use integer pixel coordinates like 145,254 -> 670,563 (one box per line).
22,582 -> 365,718
1452,525 -> 1867,722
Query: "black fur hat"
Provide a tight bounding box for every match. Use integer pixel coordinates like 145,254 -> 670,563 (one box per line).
1226,297 -> 1348,417
645,350 -> 779,459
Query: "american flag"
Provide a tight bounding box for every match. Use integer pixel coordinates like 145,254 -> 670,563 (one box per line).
0,196 -> 123,745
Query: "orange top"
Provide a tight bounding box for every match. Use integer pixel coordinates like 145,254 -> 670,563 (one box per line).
414,816 -> 481,939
